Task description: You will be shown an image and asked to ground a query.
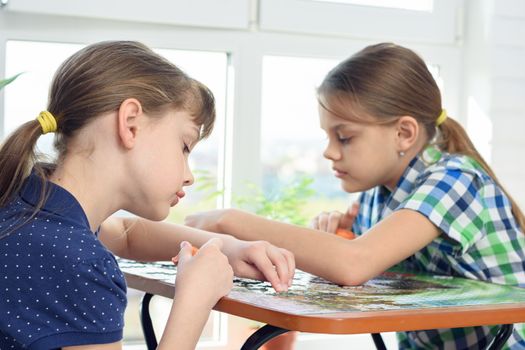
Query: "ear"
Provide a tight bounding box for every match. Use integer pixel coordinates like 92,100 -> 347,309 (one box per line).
117,98 -> 143,149
395,116 -> 420,153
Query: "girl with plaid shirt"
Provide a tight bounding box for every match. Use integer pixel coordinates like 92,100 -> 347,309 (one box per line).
186,43 -> 525,349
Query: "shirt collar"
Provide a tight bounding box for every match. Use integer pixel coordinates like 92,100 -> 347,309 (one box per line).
381,153 -> 432,217
19,172 -> 91,229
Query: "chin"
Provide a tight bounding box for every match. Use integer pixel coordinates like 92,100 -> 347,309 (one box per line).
139,207 -> 170,222
341,181 -> 367,194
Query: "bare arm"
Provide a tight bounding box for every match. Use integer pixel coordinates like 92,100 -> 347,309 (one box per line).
64,342 -> 121,350
186,208 -> 440,285
99,216 -> 295,292
99,216 -> 228,261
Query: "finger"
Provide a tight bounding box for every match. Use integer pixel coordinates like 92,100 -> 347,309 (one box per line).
309,217 -> 319,230
327,211 -> 343,233
317,212 -> 329,232
268,248 -> 291,290
348,202 -> 359,217
249,249 -> 286,292
340,203 -> 359,229
173,241 -> 193,266
281,249 -> 295,287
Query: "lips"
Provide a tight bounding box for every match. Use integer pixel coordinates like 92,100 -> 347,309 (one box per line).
333,167 -> 348,178
170,191 -> 186,207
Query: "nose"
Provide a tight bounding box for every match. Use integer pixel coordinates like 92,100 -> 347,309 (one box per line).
183,161 -> 195,186
323,139 -> 341,161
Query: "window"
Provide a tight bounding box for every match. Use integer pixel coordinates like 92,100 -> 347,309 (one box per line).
4,41 -> 83,154
4,0 -> 251,29
260,55 -> 353,219
259,0 -> 458,43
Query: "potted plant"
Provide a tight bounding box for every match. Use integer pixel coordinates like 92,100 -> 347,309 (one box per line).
0,73 -> 22,90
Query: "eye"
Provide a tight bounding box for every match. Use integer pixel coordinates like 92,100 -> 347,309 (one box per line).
337,136 -> 352,145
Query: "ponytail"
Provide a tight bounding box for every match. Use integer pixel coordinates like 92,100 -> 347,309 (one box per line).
437,117 -> 525,232
0,120 -> 44,208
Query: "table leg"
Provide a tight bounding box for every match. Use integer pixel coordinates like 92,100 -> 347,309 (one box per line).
240,324 -> 290,350
140,293 -> 158,350
488,324 -> 513,350
371,333 -> 387,350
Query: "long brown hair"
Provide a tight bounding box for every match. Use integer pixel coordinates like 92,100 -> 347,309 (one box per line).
317,42 -> 525,231
0,41 -> 215,218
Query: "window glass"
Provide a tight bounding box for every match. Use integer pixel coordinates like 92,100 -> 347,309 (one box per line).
4,41 -> 83,155
261,55 -> 352,221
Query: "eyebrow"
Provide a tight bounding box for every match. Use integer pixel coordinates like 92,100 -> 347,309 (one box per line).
188,126 -> 200,145
331,124 -> 359,133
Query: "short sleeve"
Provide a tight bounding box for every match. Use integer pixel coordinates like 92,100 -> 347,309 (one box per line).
4,257 -> 127,350
397,168 -> 488,254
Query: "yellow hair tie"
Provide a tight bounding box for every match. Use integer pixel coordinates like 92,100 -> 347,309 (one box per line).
436,109 -> 447,127
36,111 -> 57,134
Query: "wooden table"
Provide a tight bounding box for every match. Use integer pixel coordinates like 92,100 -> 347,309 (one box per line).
119,259 -> 525,350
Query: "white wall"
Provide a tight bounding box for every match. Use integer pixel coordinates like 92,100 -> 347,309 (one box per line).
463,0 -> 525,209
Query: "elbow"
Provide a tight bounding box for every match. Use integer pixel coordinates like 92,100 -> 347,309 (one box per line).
329,246 -> 374,286
322,262 -> 372,286
331,273 -> 370,287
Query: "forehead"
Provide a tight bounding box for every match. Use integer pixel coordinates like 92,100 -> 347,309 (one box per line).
317,94 -> 372,128
319,105 -> 361,130
163,109 -> 200,136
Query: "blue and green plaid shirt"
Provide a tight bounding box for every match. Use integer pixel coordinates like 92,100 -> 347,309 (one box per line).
352,149 -> 525,349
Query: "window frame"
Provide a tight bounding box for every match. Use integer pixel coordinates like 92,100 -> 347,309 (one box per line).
259,0 -> 461,44
2,0 -> 252,30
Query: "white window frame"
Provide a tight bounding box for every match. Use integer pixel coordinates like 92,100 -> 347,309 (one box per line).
260,0 -> 461,44
2,0 -> 251,30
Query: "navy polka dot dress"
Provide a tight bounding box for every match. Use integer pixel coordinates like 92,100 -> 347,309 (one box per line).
0,173 -> 127,349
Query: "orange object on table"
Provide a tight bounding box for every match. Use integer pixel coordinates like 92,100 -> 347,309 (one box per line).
336,228 -> 355,240
171,245 -> 199,264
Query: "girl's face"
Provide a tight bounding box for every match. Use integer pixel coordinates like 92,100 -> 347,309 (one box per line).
129,109 -> 199,221
319,105 -> 405,193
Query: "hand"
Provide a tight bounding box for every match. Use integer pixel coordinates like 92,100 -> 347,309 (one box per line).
174,238 -> 234,308
222,237 -> 295,293
310,202 -> 359,233
184,209 -> 231,233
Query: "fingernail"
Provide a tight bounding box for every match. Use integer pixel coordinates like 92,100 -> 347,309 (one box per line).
180,241 -> 190,248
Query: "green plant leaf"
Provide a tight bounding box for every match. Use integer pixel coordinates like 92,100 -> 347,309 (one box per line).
0,72 -> 23,90
192,169 -> 317,226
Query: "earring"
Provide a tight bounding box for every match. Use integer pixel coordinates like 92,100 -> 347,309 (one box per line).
399,151 -> 405,157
